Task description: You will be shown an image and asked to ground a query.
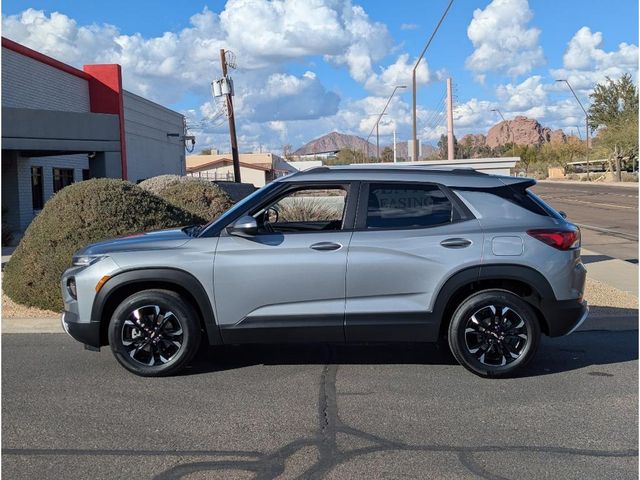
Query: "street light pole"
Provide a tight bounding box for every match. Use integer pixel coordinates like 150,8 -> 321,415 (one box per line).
556,79 -> 590,181
412,0 -> 454,161
366,85 -> 406,161
491,108 -> 514,157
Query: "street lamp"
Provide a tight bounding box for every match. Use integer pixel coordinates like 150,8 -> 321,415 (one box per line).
556,79 -> 590,180
412,0 -> 454,162
366,85 -> 406,161
491,108 -> 515,157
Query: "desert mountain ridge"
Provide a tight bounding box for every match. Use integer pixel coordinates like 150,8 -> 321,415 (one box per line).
294,116 -> 576,159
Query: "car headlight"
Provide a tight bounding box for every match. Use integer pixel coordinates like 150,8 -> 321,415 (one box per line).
72,254 -> 106,267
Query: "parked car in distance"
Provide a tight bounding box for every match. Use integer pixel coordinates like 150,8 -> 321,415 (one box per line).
61,166 -> 588,378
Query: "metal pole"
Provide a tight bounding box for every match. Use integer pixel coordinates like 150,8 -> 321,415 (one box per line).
557,79 -> 590,180
446,77 -> 454,160
376,122 -> 379,160
393,130 -> 397,163
220,49 -> 241,183
366,86 -> 406,162
412,0 -> 454,161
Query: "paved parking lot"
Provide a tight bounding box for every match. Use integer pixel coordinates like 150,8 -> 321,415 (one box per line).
3,302 -> 637,479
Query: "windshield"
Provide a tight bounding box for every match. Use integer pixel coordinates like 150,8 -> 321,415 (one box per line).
197,182 -> 280,236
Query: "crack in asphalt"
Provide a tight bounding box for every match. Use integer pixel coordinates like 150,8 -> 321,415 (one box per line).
4,345 -> 638,479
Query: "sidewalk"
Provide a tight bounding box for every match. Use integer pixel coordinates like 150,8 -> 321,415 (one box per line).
582,248 -> 638,295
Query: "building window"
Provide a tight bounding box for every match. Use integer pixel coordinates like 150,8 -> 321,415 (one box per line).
82,169 -> 91,181
53,168 -> 75,193
31,166 -> 44,210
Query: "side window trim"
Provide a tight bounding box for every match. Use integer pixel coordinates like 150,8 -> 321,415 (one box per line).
354,181 -> 473,231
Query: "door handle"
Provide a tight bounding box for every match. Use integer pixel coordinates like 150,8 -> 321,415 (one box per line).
310,242 -> 342,251
440,238 -> 472,248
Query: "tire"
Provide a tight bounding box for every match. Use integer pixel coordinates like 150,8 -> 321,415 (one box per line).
448,289 -> 540,378
108,289 -> 202,377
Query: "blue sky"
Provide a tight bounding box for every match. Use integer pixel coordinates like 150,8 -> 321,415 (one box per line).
3,0 -> 638,151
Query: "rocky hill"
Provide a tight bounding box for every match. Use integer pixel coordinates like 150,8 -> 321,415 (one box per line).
293,131 -> 376,156
485,116 -> 566,148
294,131 -> 437,159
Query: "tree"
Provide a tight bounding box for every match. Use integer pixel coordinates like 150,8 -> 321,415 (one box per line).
437,134 -> 458,159
589,74 -> 639,180
326,148 -> 365,165
511,145 -> 538,175
282,144 -> 294,160
381,146 -> 393,163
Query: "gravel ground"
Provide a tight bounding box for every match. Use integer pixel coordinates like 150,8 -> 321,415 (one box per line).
1,277 -> 635,319
2,291 -> 58,319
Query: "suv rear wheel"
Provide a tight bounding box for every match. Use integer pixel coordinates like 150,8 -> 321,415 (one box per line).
448,289 -> 540,378
108,289 -> 201,377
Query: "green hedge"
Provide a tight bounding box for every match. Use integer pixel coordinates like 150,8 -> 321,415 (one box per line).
3,179 -> 198,311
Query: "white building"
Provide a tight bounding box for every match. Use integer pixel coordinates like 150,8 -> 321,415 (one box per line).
2,37 -> 187,235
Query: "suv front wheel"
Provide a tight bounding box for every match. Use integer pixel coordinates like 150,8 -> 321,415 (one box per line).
448,289 -> 541,378
108,289 -> 201,377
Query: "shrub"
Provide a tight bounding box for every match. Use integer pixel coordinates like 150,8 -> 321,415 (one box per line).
137,175 -> 183,195
278,197 -> 342,222
140,176 -> 233,223
3,179 -> 198,311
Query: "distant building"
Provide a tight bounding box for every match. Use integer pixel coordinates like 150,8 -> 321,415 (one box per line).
186,152 -> 296,187
287,160 -> 323,171
296,150 -> 340,160
2,37 -> 186,235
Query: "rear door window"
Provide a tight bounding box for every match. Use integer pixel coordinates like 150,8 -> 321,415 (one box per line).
366,183 -> 453,229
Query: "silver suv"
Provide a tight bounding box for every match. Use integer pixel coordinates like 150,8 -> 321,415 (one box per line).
61,166 -> 588,378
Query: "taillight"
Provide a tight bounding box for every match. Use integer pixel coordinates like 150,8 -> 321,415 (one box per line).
527,227 -> 580,250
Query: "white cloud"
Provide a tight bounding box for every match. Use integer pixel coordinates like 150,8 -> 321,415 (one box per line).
364,53 -> 438,93
465,0 -> 544,78
400,23 -> 418,30
550,26 -> 638,92
495,75 -> 547,110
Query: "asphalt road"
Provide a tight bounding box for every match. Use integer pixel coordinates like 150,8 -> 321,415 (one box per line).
532,182 -> 638,262
3,306 -> 638,480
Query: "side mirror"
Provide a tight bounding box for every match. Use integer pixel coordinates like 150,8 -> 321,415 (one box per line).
559,211 -> 567,219
227,215 -> 258,236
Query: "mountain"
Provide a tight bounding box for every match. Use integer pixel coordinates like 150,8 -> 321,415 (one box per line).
485,116 -> 567,148
293,131 -> 376,156
294,131 -> 437,159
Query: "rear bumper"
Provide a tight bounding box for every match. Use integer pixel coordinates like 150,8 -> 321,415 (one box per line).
540,299 -> 589,337
61,311 -> 101,348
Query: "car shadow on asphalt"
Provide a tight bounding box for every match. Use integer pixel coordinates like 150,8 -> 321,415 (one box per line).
183,306 -> 638,379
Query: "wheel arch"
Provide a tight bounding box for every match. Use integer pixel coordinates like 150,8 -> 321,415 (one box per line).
92,268 -> 222,347
434,264 -> 554,338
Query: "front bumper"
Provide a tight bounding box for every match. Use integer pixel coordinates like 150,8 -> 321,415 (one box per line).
540,299 -> 589,337
61,310 -> 101,348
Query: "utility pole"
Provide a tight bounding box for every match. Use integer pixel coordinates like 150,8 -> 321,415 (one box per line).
446,77 -> 454,160
556,79 -> 590,181
366,85 -> 406,162
491,108 -> 514,157
393,129 -> 397,163
220,49 -> 241,183
412,0 -> 454,163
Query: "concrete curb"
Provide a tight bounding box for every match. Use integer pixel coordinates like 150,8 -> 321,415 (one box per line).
2,316 -> 62,334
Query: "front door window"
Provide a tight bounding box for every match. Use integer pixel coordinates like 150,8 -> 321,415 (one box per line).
253,186 -> 347,233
